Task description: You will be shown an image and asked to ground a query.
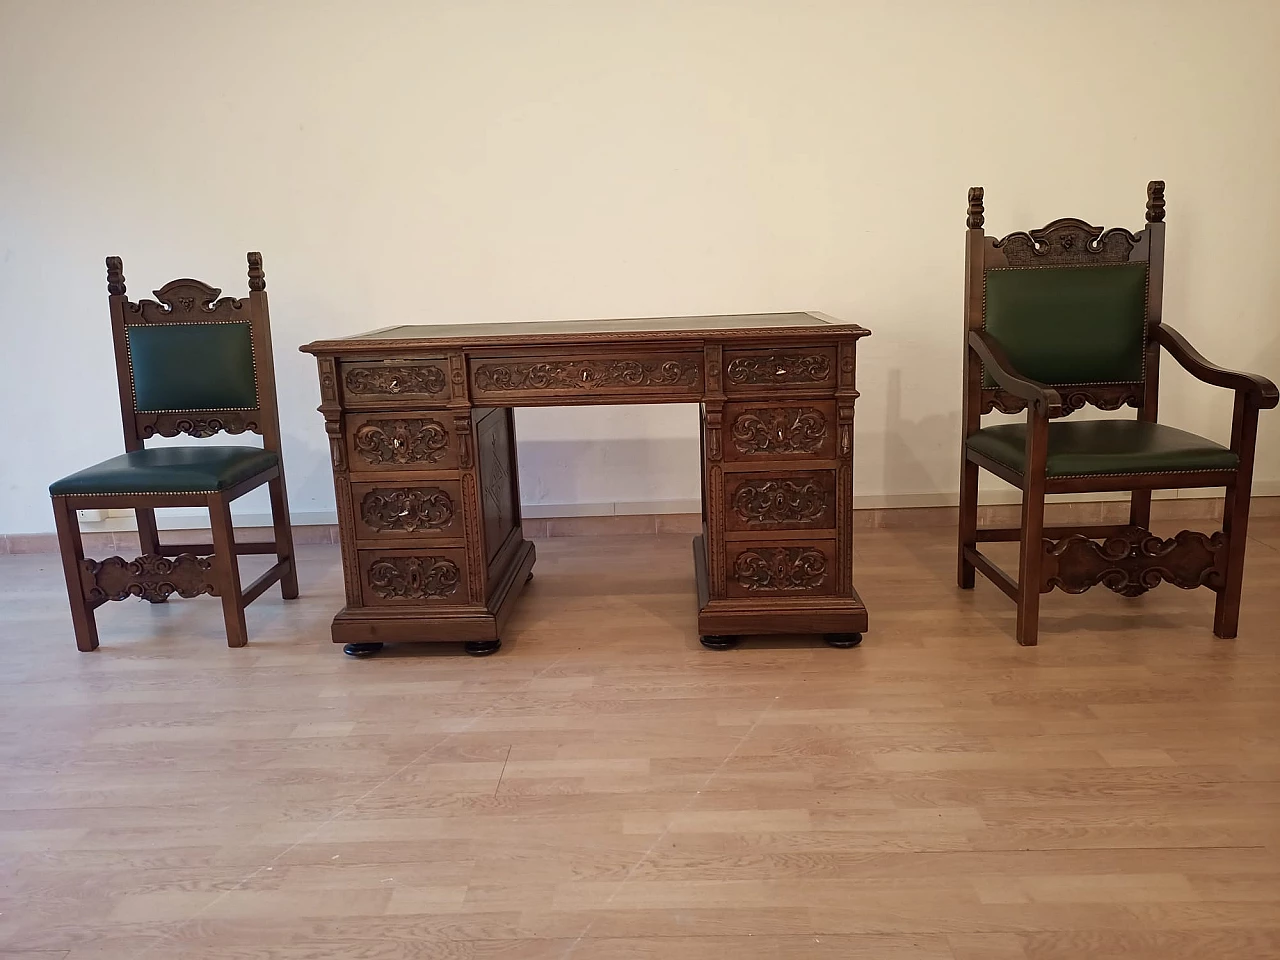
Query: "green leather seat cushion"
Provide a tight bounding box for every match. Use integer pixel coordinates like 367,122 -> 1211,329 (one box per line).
966,420 -> 1238,478
50,446 -> 278,496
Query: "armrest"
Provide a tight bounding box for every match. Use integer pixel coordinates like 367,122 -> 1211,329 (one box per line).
1155,325 -> 1279,409
967,330 -> 1064,416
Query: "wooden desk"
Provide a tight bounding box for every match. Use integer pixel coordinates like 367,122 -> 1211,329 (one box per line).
301,313 -> 871,655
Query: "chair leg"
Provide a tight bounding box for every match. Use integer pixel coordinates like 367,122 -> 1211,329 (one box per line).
51,497 -> 99,652
136,508 -> 162,554
1129,489 -> 1152,530
1015,480 -> 1047,647
1214,482 -> 1251,639
957,459 -> 978,589
208,493 -> 248,648
268,474 -> 299,600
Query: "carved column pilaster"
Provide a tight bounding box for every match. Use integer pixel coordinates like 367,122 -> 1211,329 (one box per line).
317,356 -> 362,606
702,344 -> 726,598
834,339 -> 861,598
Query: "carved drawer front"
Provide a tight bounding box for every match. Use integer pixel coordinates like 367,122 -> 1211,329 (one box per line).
723,346 -> 836,395
724,539 -> 837,599
351,481 -> 463,540
470,352 -> 703,402
358,548 -> 470,606
345,412 -> 458,472
724,470 -> 836,533
339,360 -> 450,407
722,400 -> 837,461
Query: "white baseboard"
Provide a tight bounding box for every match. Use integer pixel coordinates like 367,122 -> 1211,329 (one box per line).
72,482 -> 1280,534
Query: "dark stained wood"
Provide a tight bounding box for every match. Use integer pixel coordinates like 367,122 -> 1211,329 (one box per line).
959,182 -> 1278,645
50,254 -> 298,651
302,317 -> 871,650
1042,526 -> 1227,597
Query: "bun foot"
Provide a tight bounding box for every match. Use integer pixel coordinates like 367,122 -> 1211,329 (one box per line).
824,633 -> 862,649
525,572 -> 534,584
343,642 -> 384,658
700,635 -> 740,650
465,639 -> 502,657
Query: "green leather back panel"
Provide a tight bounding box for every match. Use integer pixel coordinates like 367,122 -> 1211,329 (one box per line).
127,322 -> 258,412
983,262 -> 1148,387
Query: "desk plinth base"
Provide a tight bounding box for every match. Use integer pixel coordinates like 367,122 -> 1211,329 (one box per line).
693,535 -> 868,638
330,540 -> 537,647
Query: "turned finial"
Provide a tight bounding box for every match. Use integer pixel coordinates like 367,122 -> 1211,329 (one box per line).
247,251 -> 265,292
106,256 -> 126,296
1146,180 -> 1166,223
967,187 -> 985,229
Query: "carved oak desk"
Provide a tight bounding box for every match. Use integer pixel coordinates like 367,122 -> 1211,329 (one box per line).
301,313 -> 871,656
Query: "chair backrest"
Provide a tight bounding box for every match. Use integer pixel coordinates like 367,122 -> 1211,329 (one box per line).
962,182 -> 1166,425
106,253 -> 284,453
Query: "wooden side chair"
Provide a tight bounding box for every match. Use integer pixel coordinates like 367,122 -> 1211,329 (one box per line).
49,254 -> 299,651
958,182 -> 1278,645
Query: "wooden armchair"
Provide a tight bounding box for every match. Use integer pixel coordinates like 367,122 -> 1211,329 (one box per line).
958,182 -> 1278,645
48,254 -> 299,650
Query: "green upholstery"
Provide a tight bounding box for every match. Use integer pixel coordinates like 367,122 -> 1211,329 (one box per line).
984,262 -> 1148,387
49,447 -> 278,496
966,420 -> 1237,478
127,322 -> 258,412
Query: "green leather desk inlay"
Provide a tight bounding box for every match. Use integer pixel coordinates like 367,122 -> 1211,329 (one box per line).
128,322 -> 258,412
966,420 -> 1238,477
983,262 -> 1148,387
49,447 -> 278,495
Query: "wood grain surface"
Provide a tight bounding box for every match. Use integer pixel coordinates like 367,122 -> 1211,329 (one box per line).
2,520 -> 1279,959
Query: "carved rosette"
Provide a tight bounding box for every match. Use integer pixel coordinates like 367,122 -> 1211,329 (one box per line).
317,357 -> 339,405
732,480 -> 826,526
981,384 -> 1142,418
731,407 -> 827,456
993,219 -> 1140,266
726,354 -> 831,386
82,554 -> 219,603
367,556 -> 461,600
361,487 -> 455,534
733,548 -> 827,592
1042,526 -> 1226,597
138,413 -> 261,439
344,366 -> 446,397
353,418 -> 448,466
473,358 -> 699,393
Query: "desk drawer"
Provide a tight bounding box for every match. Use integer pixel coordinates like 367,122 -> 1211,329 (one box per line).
358,548 -> 470,605
339,360 -> 450,406
725,539 -> 837,599
470,353 -> 702,402
723,346 -> 836,394
724,470 -> 836,533
723,400 -> 837,461
351,481 -> 463,539
346,412 -> 459,472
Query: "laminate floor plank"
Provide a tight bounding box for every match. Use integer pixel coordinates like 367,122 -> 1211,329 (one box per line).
2,521 -> 1279,958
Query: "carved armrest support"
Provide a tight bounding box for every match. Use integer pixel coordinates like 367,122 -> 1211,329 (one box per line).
967,330 -> 1064,417
1156,325 -> 1279,409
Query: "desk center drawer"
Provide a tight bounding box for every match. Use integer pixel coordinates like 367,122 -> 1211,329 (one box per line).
470,352 -> 703,402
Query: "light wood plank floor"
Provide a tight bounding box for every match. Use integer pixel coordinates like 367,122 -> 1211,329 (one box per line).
2,519 -> 1279,959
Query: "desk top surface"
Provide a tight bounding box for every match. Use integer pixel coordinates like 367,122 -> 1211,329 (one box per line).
302,312 -> 869,354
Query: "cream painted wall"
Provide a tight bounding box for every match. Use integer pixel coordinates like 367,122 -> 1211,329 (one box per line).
2,0 -> 1278,534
